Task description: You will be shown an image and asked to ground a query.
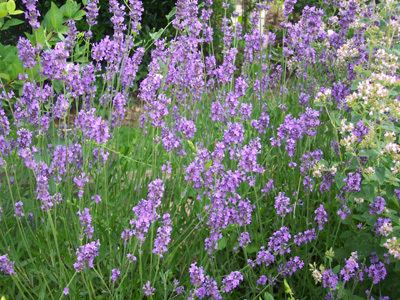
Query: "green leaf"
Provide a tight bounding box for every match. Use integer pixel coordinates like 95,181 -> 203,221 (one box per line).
49,2 -> 65,31
246,244 -> 258,254
8,9 -> 22,15
335,172 -> 346,190
166,7 -> 176,20
6,0 -> 15,12
1,18 -> 24,31
217,237 -> 227,250
375,165 -> 386,184
0,2 -> 7,18
0,72 -> 9,80
263,292 -> 274,300
358,150 -> 378,159
361,184 -> 375,201
332,265 -> 340,274
72,10 -> 85,21
351,79 -> 363,91
149,29 -> 163,40
61,0 -> 80,18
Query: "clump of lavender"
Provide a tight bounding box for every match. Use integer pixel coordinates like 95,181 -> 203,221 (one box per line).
73,240 -> 100,272
128,179 -> 164,246
268,227 -> 291,255
73,173 -> 89,198
75,109 -> 110,144
14,201 -> 24,219
283,0 -> 297,19
221,271 -> 243,293
274,192 -> 293,217
278,256 -> 304,276
0,254 -> 15,275
110,268 -> 120,282
86,0 -> 100,27
17,37 -> 38,69
128,0 -> 144,35
369,196 -> 386,215
322,269 -> 339,290
152,213 -> 172,258
22,0 -> 40,29
77,208 -> 94,239
314,205 -> 328,230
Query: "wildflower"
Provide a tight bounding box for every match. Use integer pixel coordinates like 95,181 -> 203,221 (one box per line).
369,196 -> 386,215
142,281 -> 155,296
152,214 -> 172,258
221,271 -> 243,293
63,287 -> 69,295
189,263 -> 205,287
322,269 -> 339,290
0,254 -> 15,275
77,208 -> 94,239
274,192 -> 293,217
14,201 -> 24,219
110,268 -> 120,282
278,256 -> 304,276
22,0 -> 40,29
383,237 -> 400,259
73,240 -> 100,272
314,205 -> 328,230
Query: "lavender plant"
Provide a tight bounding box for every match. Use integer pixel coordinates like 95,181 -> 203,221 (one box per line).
0,0 -> 399,299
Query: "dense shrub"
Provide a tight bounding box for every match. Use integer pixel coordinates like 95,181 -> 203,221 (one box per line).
0,0 -> 400,299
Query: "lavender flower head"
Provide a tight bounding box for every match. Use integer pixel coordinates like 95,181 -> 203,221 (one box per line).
73,240 -> 100,272
86,0 -> 100,27
14,201 -> 24,219
0,254 -> 15,275
274,192 -> 293,217
110,268 -> 120,282
314,204 -> 328,230
152,213 -> 172,258
22,0 -> 40,29
189,262 -> 205,287
369,196 -> 386,215
143,281 -> 155,296
221,271 -> 243,293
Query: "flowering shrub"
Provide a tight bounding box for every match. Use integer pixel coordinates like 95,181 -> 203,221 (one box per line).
0,0 -> 399,299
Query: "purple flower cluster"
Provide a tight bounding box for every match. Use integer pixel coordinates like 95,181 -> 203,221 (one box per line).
0,254 -> 15,275
314,205 -> 328,230
322,269 -> 339,290
110,268 -> 120,282
77,208 -> 94,239
75,109 -> 110,144
274,192 -> 293,217
86,0 -> 100,27
73,240 -> 100,272
152,213 -> 172,258
188,263 -> 222,299
143,281 -> 155,296
22,0 -> 40,29
293,229 -> 316,246
272,110 -> 320,157
278,256 -> 304,276
221,271 -> 243,293
268,227 -> 291,255
14,201 -> 24,219
127,179 -> 164,245
128,0 -> 144,35
17,37 -> 39,69
369,196 -> 386,215
343,172 -> 362,192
